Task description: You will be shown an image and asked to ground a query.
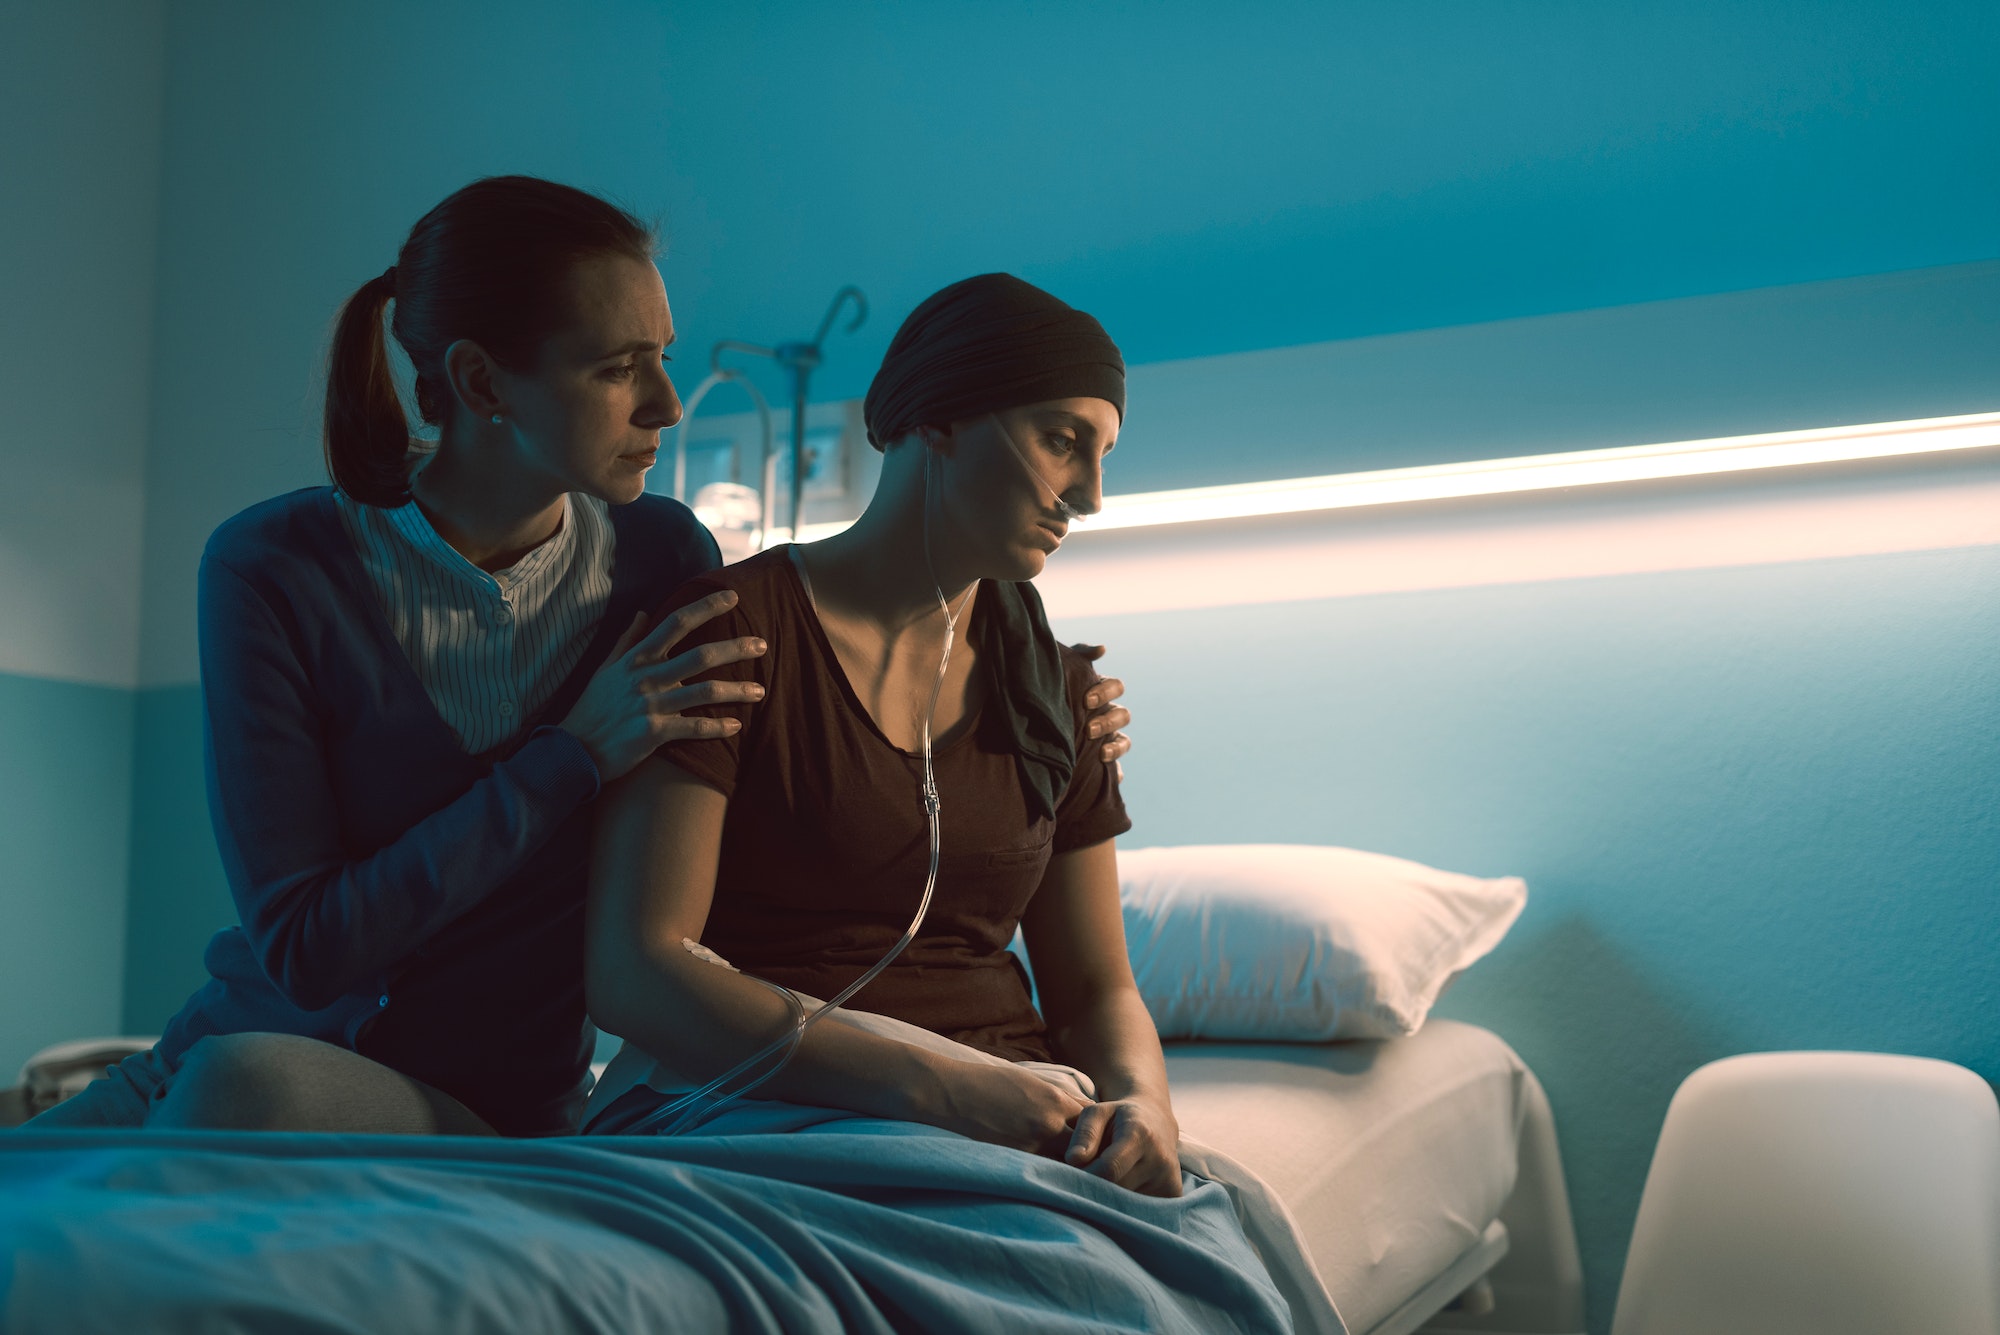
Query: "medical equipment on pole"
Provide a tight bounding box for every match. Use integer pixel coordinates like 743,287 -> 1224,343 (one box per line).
676,288 -> 867,543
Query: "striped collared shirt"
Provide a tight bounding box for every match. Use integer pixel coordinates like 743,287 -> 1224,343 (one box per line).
334,489 -> 615,756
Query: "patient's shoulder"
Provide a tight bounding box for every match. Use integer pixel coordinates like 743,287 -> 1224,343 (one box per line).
646,545 -> 797,638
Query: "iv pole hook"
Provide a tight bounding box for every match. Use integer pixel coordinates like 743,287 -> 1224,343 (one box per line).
707,288 -> 869,542
812,286 -> 868,349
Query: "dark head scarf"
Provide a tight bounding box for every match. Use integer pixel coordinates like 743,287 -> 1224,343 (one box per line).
864,273 -> 1125,822
864,273 -> 1125,450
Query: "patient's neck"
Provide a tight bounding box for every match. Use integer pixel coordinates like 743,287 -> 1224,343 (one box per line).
801,473 -> 977,634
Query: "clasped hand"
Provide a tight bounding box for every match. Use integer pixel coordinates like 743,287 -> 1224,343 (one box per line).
931,1061 -> 1182,1198
1063,1095 -> 1183,1198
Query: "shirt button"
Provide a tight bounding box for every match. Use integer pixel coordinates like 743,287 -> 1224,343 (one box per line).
493,605 -> 513,626
377,995 -> 389,1008
498,701 -> 516,717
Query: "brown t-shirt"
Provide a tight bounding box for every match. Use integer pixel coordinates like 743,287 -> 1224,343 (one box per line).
645,546 -> 1131,1061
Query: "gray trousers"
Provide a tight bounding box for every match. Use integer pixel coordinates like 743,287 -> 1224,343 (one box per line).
20,1033 -> 496,1135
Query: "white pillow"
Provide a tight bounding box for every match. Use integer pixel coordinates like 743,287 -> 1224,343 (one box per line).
1117,844 -> 1526,1042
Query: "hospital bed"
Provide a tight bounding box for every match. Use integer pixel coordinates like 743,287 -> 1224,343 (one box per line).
4,1019 -> 1582,1334
1166,1020 -> 1585,1335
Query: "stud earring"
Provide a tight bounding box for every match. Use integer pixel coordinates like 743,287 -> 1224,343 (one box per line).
490,414 -> 504,425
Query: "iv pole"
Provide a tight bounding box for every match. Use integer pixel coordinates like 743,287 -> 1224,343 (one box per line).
671,368 -> 772,506
710,286 -> 868,540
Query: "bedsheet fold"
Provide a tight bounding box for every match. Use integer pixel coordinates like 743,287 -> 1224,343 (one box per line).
588,996 -> 1348,1335
0,1120 -> 1315,1334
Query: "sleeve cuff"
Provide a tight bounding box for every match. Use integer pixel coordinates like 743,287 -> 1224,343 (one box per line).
516,725 -> 603,805
1054,808 -> 1133,855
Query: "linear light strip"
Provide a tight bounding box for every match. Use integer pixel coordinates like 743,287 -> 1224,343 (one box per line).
774,410 -> 2000,543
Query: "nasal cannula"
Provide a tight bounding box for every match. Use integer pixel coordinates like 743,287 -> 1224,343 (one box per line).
632,416 -> 1078,1135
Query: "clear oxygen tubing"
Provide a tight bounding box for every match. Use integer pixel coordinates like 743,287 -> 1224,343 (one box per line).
990,413 -> 1086,523
627,442 -> 972,1137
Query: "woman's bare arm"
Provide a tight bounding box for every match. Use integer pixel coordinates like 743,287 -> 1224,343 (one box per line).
1020,839 -> 1183,1196
585,760 -> 1089,1151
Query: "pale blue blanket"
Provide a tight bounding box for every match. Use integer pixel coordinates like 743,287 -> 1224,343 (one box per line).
0,1115 -> 1297,1334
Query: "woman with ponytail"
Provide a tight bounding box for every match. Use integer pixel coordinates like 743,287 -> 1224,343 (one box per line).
24,177 -> 776,1135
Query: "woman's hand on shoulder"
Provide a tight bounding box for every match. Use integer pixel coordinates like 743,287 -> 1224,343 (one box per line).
563,591 -> 768,782
1064,1096 -> 1183,1198
1067,642 -> 1132,775
919,1059 -> 1092,1160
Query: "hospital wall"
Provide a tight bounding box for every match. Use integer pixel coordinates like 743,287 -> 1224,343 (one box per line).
1079,543 -> 1999,1329
1036,446 -> 2000,1332
122,0 -> 2000,683
0,0 -> 165,1077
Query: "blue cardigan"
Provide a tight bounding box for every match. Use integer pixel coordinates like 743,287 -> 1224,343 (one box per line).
156,487 -> 719,1136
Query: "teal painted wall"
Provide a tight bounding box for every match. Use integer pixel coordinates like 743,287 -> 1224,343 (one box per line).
0,0 -> 161,689
1046,542 -> 2000,1332
131,0 -> 2000,681
147,0 -> 2000,378
120,685 -> 230,1037
1124,261 -> 2000,493
0,0 -> 163,1076
0,671 -> 137,1077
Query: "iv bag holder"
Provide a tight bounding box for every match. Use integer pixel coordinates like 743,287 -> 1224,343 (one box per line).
709,286 -> 868,539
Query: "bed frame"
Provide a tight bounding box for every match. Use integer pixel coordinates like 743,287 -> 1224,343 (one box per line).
1165,1028 -> 1587,1335
1408,1066 -> 1587,1335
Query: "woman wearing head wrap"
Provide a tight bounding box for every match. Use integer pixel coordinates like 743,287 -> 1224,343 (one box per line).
585,274 -> 1182,1196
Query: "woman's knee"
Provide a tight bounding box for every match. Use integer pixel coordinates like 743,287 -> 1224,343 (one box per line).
149,1033 -> 496,1135
149,1032 -> 328,1130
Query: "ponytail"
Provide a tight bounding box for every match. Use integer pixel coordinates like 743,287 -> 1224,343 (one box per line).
323,268 -> 413,507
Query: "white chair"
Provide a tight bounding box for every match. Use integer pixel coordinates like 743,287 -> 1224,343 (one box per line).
1612,1051 -> 2000,1335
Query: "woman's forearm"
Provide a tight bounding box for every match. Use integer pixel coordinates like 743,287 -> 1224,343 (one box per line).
594,947 -> 953,1122
1045,983 -> 1172,1106
589,765 -> 960,1123
586,764 -> 1066,1140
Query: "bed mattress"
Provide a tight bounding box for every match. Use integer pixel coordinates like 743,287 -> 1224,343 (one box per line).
1164,1019 -> 1531,1335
